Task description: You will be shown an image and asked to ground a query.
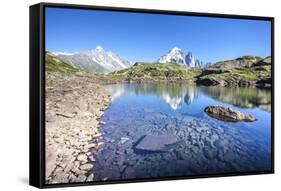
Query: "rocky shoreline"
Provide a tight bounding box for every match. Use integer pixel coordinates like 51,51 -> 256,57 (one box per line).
45,72 -> 111,184
101,77 -> 195,85
103,76 -> 271,89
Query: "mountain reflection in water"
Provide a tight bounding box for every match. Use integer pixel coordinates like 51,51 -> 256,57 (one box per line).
104,83 -> 271,111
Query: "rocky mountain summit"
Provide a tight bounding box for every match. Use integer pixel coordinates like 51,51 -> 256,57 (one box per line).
158,47 -> 186,65
53,46 -> 132,73
185,52 -> 205,68
158,47 -> 207,68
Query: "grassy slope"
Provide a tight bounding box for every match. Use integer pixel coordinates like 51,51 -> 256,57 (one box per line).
212,55 -> 262,68
46,52 -> 80,74
45,52 -> 103,79
108,62 -> 202,80
200,56 -> 271,82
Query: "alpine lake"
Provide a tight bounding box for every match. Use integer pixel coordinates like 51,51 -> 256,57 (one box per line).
90,83 -> 271,181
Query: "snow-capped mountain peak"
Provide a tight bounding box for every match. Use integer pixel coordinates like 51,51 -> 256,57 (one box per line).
54,46 -> 132,73
95,45 -> 104,51
170,47 -> 182,52
158,47 -> 186,65
158,48 -> 209,68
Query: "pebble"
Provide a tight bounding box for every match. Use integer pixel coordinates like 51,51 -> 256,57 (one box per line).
84,143 -> 97,150
100,121 -> 106,125
120,137 -> 130,144
92,133 -> 102,139
80,163 -> 94,171
86,173 -> 94,182
77,154 -> 88,161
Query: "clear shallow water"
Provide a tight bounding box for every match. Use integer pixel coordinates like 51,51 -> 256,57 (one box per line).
91,83 -> 271,181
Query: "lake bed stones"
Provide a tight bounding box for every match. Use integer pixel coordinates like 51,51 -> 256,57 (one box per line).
134,134 -> 180,153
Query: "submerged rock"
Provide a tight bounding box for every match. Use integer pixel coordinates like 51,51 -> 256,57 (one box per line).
196,77 -> 227,86
134,134 -> 180,153
120,137 -> 130,144
204,106 -> 256,122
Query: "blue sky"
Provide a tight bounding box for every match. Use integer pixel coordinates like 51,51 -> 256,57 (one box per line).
45,7 -> 271,63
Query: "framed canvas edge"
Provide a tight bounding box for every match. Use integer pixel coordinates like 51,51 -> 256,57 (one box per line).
29,2 -> 275,189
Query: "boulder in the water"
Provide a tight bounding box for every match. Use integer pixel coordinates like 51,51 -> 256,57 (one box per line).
134,134 -> 180,153
204,106 -> 256,122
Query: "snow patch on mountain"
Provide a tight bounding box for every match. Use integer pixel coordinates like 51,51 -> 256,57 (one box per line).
53,52 -> 75,56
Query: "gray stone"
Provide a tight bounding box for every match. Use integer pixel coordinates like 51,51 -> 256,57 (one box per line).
76,175 -> 87,182
77,154 -> 87,161
134,134 -> 180,152
120,137 -> 130,144
80,163 -> 93,171
84,143 -> 97,150
86,173 -> 94,182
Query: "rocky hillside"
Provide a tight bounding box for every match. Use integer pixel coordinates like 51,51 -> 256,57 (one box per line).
46,52 -> 80,74
108,62 -> 202,82
210,56 -> 262,70
196,56 -> 271,88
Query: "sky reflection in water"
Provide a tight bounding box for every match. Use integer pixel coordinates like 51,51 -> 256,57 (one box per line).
91,83 -> 271,181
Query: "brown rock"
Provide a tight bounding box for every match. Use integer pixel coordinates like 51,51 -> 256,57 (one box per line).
204,106 -> 256,122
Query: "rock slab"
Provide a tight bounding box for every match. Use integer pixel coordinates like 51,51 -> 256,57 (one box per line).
204,105 -> 256,122
134,134 -> 180,152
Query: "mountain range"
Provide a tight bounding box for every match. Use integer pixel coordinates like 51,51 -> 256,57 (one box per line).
158,47 -> 210,68
51,46 -> 209,73
46,48 -> 271,88
54,46 -> 132,73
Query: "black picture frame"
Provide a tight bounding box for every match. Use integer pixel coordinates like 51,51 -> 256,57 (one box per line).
30,2 -> 275,188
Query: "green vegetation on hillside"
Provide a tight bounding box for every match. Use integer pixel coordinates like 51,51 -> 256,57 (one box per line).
235,55 -> 262,61
108,62 -> 202,80
46,52 -> 80,74
196,56 -> 271,86
200,68 -> 261,81
45,52 -> 102,80
211,55 -> 261,70
45,52 -> 271,87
